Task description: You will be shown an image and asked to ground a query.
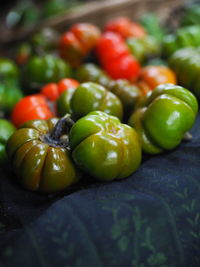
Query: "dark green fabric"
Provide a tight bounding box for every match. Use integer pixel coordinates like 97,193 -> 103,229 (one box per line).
0,115 -> 200,266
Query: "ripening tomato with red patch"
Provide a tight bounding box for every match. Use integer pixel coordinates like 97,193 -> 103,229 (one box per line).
59,23 -> 101,67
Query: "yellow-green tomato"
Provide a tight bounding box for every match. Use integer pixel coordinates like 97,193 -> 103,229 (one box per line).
128,83 -> 198,154
6,118 -> 80,193
69,111 -> 142,181
70,82 -> 123,120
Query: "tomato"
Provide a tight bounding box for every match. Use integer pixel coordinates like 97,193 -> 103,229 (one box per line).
59,31 -> 85,67
96,32 -> 129,65
57,78 -> 80,95
59,23 -> 101,67
96,32 -> 141,81
41,79 -> 80,101
70,23 -> 101,53
41,83 -> 59,101
104,16 -> 146,39
138,65 -> 177,95
104,54 -> 141,81
11,95 -> 55,128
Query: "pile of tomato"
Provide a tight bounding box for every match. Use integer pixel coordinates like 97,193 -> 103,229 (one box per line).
1,8 -> 200,193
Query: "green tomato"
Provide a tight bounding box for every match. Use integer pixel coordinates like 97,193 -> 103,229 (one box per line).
57,82 -> 123,120
0,119 -> 16,164
6,117 -> 80,193
0,58 -> 19,80
76,64 -> 141,113
0,80 -> 23,115
169,47 -> 200,99
69,111 -> 142,181
162,25 -> 200,58
128,84 -> 198,154
23,55 -> 72,90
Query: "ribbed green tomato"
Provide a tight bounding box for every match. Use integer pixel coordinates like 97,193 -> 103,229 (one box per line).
6,117 -> 80,193
76,63 -> 141,113
128,84 -> 198,154
69,111 -> 141,181
57,82 -> 123,120
169,47 -> 200,99
23,55 -> 72,90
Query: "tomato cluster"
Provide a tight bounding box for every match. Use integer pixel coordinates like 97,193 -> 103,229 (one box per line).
1,12 -> 199,194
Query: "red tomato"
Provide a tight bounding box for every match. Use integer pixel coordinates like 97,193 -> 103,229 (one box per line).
11,94 -> 54,128
104,54 -> 141,81
41,83 -> 59,101
57,78 -> 80,94
96,32 -> 129,65
104,17 -> 146,39
41,79 -> 80,101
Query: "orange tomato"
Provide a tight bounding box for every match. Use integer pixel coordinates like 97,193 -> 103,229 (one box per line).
138,66 -> 177,95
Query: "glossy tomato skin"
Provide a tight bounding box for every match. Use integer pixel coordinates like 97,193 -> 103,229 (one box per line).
6,118 -> 80,193
128,84 -> 198,154
96,32 -> 141,81
76,63 -> 141,113
103,54 -> 141,81
11,94 -> 54,128
57,82 -> 123,120
69,111 -> 142,181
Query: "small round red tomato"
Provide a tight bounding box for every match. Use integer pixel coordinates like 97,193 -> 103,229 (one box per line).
57,78 -> 80,94
41,79 -> 79,101
104,54 -> 141,81
41,83 -> 59,101
104,17 -> 146,39
11,94 -> 55,128
96,32 -> 129,65
139,66 -> 177,93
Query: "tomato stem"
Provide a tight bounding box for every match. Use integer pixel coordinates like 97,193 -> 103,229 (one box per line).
50,114 -> 74,141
